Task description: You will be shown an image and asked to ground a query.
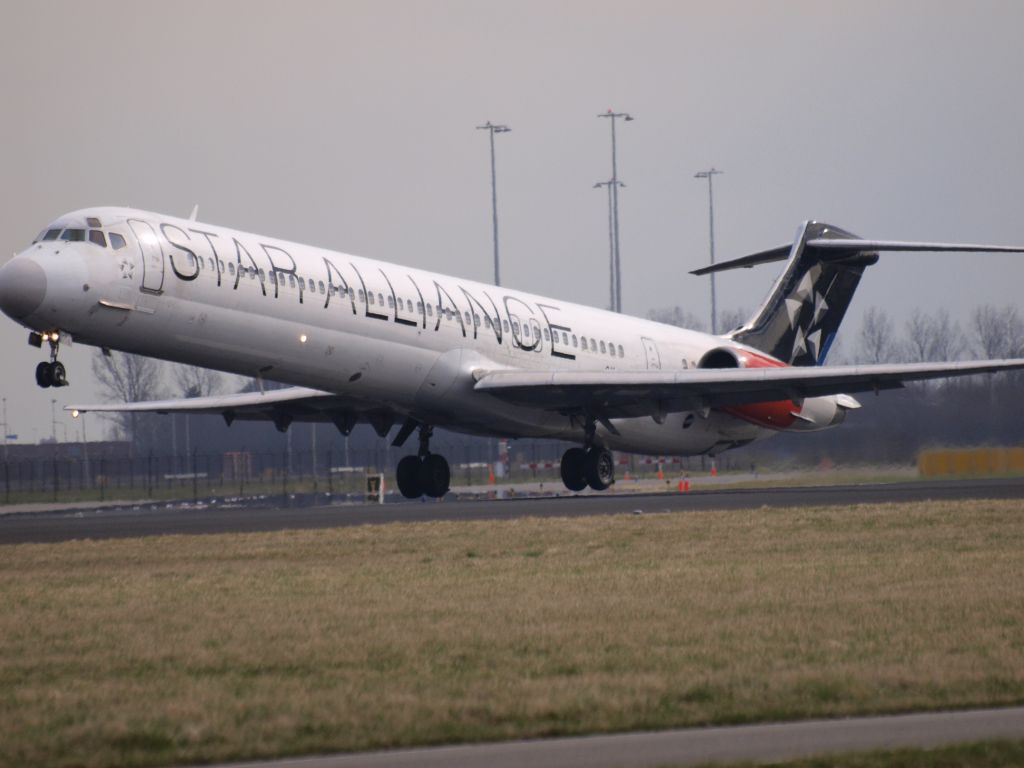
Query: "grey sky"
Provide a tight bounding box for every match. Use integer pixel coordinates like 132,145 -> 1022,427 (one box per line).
2,0 -> 1023,442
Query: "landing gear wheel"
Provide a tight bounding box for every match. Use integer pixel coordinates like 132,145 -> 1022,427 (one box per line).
35,361 -> 53,389
419,453 -> 451,498
584,447 -> 615,491
560,447 -> 588,492
51,361 -> 67,387
396,455 -> 423,499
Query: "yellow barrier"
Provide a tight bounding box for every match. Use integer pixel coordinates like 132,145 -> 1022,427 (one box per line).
918,447 -> 1024,477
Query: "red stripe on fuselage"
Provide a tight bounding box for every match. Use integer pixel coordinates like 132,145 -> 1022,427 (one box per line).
721,350 -> 801,429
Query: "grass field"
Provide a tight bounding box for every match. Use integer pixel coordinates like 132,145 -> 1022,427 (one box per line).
1,500 -> 1023,767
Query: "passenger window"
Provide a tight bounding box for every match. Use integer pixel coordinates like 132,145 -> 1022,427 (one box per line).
600,341 -> 607,354
580,336 -> 587,349
387,296 -> 395,309
259,269 -> 266,281
368,292 -> 375,305
572,335 -> 578,347
60,229 -> 86,241
563,332 -> 569,345
416,301 -> 423,313
109,232 -> 127,249
524,325 -> 531,338
464,311 -> 471,325
43,228 -> 62,241
473,314 -> 480,327
512,321 -> 520,334
484,316 -> 492,329
319,281 -> 325,294
359,289 -> 366,302
543,328 -> 550,341
503,320 -> 510,333
617,344 -> 624,357
228,263 -> 236,275
590,339 -> 597,352
426,304 -> 433,316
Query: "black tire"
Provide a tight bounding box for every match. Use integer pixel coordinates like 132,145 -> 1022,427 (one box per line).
584,447 -> 615,491
396,455 -> 423,499
51,361 -> 67,387
35,361 -> 53,388
419,453 -> 450,498
560,447 -> 588,492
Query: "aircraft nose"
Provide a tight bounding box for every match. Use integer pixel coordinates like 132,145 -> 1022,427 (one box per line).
0,257 -> 48,320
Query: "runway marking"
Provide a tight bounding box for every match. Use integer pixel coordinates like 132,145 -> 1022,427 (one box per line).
198,706 -> 1024,768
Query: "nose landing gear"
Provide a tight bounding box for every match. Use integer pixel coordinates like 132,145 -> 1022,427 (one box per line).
30,331 -> 68,388
395,425 -> 451,499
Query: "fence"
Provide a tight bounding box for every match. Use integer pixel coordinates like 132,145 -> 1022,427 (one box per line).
0,442 -> 723,505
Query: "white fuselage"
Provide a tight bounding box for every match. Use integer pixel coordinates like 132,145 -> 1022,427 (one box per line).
10,207 -> 838,455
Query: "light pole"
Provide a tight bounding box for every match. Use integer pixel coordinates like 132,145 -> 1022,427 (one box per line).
2,396 -> 7,462
695,167 -> 723,334
594,180 -> 625,311
50,398 -> 57,443
476,121 -> 510,286
598,109 -> 633,312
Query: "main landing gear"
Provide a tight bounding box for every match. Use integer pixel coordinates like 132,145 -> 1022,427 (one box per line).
395,425 -> 451,499
30,331 -> 68,388
560,419 -> 615,492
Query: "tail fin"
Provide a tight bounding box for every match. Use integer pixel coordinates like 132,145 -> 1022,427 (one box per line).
693,221 -> 1024,367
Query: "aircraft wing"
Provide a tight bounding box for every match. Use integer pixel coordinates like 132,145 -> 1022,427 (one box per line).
474,359 -> 1024,417
64,386 -> 376,433
67,386 -> 336,415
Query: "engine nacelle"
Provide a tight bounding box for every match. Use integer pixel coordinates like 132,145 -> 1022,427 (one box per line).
698,346 -> 853,431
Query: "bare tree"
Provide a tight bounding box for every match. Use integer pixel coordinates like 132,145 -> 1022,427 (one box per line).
172,364 -> 222,398
646,306 -> 706,332
904,308 -> 964,363
717,307 -> 750,335
91,351 -> 164,456
857,306 -> 900,363
972,304 -> 1024,359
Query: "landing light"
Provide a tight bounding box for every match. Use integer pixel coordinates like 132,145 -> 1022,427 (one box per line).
299,334 -> 308,344
71,409 -> 80,419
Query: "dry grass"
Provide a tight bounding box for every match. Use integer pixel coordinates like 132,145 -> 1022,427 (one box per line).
1,500 -> 1024,767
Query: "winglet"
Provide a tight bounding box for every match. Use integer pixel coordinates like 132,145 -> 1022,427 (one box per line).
188,204 -> 199,222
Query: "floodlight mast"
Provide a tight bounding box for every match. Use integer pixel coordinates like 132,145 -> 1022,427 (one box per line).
476,122 -> 510,286
597,110 -> 633,312
594,180 -> 625,311
695,167 -> 723,334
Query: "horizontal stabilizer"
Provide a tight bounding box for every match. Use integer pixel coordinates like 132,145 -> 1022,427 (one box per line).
692,234 -> 1024,276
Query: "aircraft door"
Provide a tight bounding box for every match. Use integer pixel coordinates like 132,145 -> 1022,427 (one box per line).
128,218 -> 165,294
641,337 -> 661,370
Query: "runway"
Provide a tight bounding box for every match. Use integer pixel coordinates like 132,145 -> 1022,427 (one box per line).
1,476 -> 1023,545
203,706 -> 1024,768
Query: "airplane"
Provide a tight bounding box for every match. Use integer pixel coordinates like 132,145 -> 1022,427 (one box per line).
1,206 -> 1022,499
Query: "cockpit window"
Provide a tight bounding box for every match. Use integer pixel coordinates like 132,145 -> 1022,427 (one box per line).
86,217 -> 101,228
43,229 -> 61,241
88,230 -> 106,247
60,229 -> 86,242
109,233 -> 126,250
